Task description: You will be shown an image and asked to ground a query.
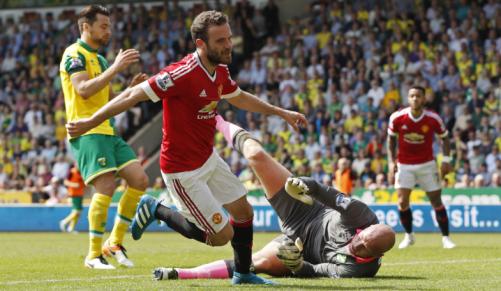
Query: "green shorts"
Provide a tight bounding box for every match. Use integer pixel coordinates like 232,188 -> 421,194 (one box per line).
69,134 -> 138,185
71,196 -> 83,211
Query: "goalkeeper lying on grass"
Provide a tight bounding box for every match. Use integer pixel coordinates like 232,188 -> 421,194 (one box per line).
133,116 -> 396,280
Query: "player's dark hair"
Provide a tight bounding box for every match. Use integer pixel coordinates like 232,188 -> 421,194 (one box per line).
191,10 -> 228,43
410,85 -> 425,95
77,5 -> 110,34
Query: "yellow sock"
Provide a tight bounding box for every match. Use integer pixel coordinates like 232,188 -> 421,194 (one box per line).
109,187 -> 144,246
68,210 -> 81,232
87,193 -> 111,260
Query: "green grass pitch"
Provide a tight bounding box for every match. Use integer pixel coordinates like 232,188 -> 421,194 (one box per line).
1,232 -> 500,290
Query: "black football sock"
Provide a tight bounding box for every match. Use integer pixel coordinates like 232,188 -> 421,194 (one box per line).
155,204 -> 206,243
399,208 -> 413,234
230,217 -> 253,274
434,205 -> 450,236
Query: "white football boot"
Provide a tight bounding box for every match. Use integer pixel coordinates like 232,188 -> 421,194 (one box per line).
442,236 -> 456,249
84,255 -> 116,270
102,239 -> 134,268
398,233 -> 415,249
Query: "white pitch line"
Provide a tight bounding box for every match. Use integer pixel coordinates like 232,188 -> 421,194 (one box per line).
2,274 -> 150,286
385,257 -> 501,266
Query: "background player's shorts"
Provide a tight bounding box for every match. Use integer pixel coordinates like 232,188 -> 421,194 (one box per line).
69,134 -> 138,185
71,196 -> 83,211
161,150 -> 247,235
395,160 -> 441,192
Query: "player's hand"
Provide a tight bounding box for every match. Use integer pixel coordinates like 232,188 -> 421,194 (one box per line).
388,162 -> 397,184
112,49 -> 140,73
129,73 -> 148,88
441,161 -> 452,178
285,177 -> 313,205
66,118 -> 97,138
276,237 -> 304,272
279,109 -> 307,132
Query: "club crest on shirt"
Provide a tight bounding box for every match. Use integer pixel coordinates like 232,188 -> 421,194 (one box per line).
421,125 -> 429,133
155,72 -> 174,91
212,212 -> 222,224
97,157 -> 107,167
336,253 -> 347,263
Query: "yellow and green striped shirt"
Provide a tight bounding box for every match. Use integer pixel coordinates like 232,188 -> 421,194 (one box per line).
60,39 -> 114,138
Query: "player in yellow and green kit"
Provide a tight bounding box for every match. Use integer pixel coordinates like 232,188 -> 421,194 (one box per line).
60,5 -> 149,269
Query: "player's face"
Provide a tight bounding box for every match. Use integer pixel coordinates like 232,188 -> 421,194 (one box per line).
408,88 -> 425,111
88,14 -> 111,47
205,23 -> 233,65
350,231 -> 373,258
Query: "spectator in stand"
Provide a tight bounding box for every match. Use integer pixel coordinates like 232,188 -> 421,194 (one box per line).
60,165 -> 86,233
334,158 -> 356,196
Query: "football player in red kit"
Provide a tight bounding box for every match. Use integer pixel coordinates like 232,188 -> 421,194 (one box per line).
387,86 -> 455,249
66,10 -> 307,284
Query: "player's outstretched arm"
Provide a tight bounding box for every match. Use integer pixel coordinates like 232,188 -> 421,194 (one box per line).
71,49 -> 140,99
288,177 -> 374,221
66,85 -> 149,137
227,91 -> 307,131
287,177 -> 350,210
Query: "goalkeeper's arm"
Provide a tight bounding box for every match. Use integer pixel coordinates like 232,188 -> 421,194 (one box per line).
294,261 -> 376,278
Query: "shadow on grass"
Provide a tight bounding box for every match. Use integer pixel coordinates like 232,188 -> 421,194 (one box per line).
182,275 -> 425,290
185,283 -> 401,290
372,275 -> 425,280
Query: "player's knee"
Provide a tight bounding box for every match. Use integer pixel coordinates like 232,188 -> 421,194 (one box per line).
134,173 -> 149,191
94,180 -> 116,195
210,226 -> 233,246
398,199 -> 409,209
244,145 -> 266,165
429,197 -> 443,208
230,199 -> 254,221
253,255 -> 272,271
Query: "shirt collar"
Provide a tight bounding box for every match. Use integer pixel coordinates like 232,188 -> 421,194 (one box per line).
77,39 -> 98,53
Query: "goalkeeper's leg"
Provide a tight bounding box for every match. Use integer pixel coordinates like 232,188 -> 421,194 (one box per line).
215,115 -> 292,200
153,237 -> 291,280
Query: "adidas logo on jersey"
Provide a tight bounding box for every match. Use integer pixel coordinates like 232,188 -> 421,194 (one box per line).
199,89 -> 207,97
402,125 -> 408,130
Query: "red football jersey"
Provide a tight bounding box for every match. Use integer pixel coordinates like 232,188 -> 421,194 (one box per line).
140,53 -> 241,173
388,107 -> 448,165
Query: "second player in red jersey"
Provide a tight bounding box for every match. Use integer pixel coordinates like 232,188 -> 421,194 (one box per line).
388,107 -> 448,165
387,86 -> 455,250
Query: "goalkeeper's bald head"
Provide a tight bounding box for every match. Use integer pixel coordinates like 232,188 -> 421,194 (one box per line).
350,224 -> 396,258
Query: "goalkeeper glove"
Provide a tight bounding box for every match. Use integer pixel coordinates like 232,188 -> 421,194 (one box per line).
277,237 -> 304,272
285,177 -> 314,205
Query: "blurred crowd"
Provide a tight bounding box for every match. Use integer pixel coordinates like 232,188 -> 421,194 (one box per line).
215,0 -> 501,193
0,0 -> 500,202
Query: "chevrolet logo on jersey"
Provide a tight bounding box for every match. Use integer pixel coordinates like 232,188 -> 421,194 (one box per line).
198,101 -> 218,113
197,101 -> 218,119
403,132 -> 425,144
